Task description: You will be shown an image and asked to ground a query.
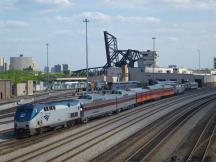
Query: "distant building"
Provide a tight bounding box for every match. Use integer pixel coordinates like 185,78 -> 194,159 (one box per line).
51,64 -> 70,73
0,57 -> 7,72
0,80 -> 11,100
62,64 -> 69,72
12,80 -> 33,96
168,65 -> 177,68
51,67 -> 55,73
54,64 -> 62,73
214,57 -> 216,69
137,50 -> 157,68
44,66 -> 49,73
0,57 -> 4,66
4,62 -> 8,71
10,54 -> 37,71
0,57 -> 4,72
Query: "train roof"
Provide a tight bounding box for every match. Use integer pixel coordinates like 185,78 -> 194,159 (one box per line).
16,99 -> 80,110
129,88 -> 149,92
39,99 -> 79,105
112,81 -> 140,84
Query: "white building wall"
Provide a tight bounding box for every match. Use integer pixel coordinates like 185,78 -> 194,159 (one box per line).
10,55 -> 37,70
16,83 -> 27,96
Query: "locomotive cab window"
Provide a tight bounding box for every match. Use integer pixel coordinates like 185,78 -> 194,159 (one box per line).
44,106 -> 56,111
44,107 -> 48,111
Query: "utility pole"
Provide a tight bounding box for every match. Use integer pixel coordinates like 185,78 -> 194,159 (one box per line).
46,43 -> 49,91
198,49 -> 201,70
83,18 -> 89,93
152,37 -> 156,84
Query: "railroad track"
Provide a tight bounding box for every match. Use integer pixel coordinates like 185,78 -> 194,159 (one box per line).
0,120 -> 14,125
90,95 -> 216,162
0,112 -> 15,120
0,89 -> 208,151
124,96 -> 216,162
0,92 -> 215,162
185,112 -> 216,162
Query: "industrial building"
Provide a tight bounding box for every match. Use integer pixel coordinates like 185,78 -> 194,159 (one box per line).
0,80 -> 11,100
128,68 -> 204,86
10,55 -> 37,71
137,50 -> 157,68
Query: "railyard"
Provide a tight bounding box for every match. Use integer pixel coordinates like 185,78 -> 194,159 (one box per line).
0,88 -> 215,162
1,1 -> 216,162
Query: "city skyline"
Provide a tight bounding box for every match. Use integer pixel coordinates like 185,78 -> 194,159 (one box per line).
0,0 -> 216,70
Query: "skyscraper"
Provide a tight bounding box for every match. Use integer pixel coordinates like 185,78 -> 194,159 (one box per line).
62,64 -> 69,72
0,57 -> 4,72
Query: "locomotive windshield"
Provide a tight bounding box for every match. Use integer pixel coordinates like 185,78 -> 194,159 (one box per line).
15,105 -> 36,122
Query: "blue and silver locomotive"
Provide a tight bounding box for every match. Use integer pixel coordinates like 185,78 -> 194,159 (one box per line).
14,99 -> 81,137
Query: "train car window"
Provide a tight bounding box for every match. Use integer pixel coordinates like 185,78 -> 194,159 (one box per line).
75,112 -> 78,117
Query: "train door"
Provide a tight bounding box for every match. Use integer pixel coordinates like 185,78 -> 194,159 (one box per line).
36,111 -> 43,128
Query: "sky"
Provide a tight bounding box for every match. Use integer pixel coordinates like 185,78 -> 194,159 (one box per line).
0,0 -> 216,71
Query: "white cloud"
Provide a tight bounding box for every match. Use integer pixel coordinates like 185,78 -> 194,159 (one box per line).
55,29 -> 75,36
155,28 -> 184,33
0,20 -> 29,27
0,0 -> 19,11
116,15 -> 160,23
144,17 -> 161,23
103,0 -> 148,8
167,36 -> 179,43
102,0 -> 216,10
161,0 -> 216,10
34,0 -> 73,6
80,12 -> 112,21
55,12 -> 160,24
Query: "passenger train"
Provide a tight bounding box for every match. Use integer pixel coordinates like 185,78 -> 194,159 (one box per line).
14,82 -> 194,137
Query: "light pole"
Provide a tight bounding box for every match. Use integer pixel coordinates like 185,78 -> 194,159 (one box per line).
83,18 -> 89,93
46,43 -> 49,91
198,49 -> 201,70
152,37 -> 156,84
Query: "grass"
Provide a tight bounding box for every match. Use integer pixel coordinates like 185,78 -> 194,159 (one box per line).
0,70 -> 70,84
